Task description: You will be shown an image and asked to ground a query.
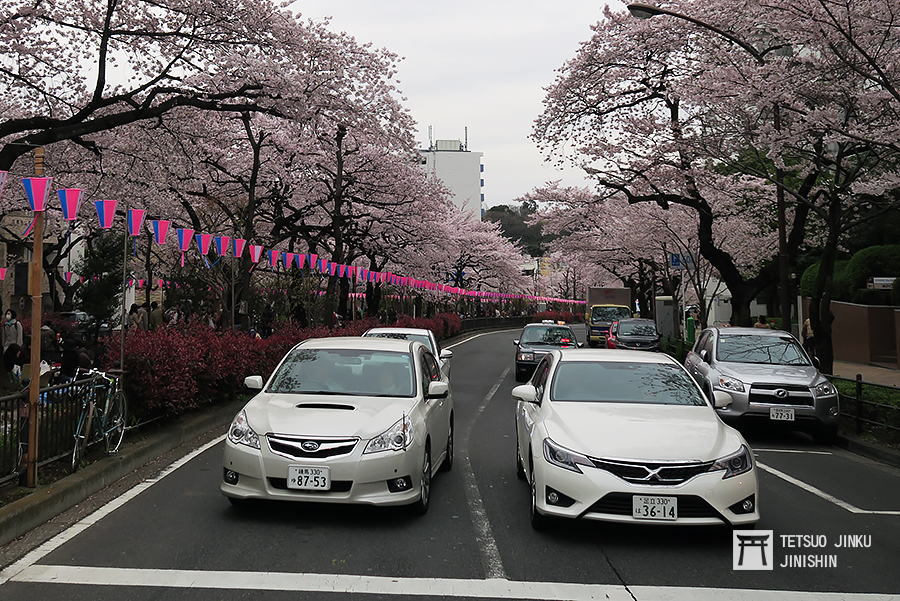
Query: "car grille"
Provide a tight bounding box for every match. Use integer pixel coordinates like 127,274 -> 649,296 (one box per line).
268,478 -> 353,493
267,435 -> 358,460
748,383 -> 813,406
590,457 -> 714,485
587,493 -> 721,519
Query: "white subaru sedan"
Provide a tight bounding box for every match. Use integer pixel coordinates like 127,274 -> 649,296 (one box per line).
514,349 -> 759,529
222,337 -> 453,514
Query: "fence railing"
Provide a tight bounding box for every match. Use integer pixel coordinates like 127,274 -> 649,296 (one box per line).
0,375 -> 114,487
828,374 -> 900,436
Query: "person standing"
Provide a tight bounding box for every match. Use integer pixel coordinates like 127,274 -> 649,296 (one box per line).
138,303 -> 150,331
2,309 -> 24,352
754,315 -> 772,329
128,304 -> 142,331
149,301 -> 164,330
802,317 -> 815,354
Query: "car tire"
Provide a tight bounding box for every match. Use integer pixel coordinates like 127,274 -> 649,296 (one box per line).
530,464 -> 549,531
440,419 -> 453,472
813,424 -> 839,445
412,446 -> 431,516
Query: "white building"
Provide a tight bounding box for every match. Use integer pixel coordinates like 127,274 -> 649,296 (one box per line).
419,139 -> 484,219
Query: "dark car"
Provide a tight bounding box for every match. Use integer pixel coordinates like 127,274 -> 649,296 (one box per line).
609,318 -> 660,351
514,321 -> 579,382
58,311 -> 110,343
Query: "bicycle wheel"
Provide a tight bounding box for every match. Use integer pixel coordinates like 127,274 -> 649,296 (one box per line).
71,407 -> 91,473
103,390 -> 128,455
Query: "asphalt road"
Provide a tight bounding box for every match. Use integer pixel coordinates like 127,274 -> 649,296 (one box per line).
1,327 -> 899,600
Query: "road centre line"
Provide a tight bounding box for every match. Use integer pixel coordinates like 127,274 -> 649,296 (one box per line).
10,565 -> 898,601
756,462 -> 900,516
460,367 -> 510,580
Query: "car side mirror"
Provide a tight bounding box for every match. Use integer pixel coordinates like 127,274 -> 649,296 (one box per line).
713,390 -> 732,408
811,356 -> 821,369
511,384 -> 539,404
513,340 -> 519,346
244,375 -> 264,390
699,349 -> 709,363
427,380 -> 449,399
440,349 -> 453,360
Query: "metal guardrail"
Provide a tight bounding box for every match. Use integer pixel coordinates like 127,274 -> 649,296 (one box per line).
828,374 -> 900,435
459,316 -> 529,333
0,375 -> 113,486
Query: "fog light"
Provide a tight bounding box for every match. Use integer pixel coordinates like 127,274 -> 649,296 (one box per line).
829,406 -> 839,417
742,499 -> 754,512
387,475 -> 413,493
728,494 -> 756,515
223,468 -> 239,485
547,491 -> 559,504
544,486 -> 576,507
395,478 -> 408,489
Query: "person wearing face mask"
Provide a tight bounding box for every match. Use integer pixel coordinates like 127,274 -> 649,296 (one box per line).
2,309 -> 24,353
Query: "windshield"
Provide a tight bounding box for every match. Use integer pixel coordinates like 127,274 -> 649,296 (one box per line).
550,361 -> 706,406
591,306 -> 632,324
365,331 -> 432,351
716,335 -> 810,365
268,348 -> 415,397
520,326 -> 576,346
619,323 -> 658,337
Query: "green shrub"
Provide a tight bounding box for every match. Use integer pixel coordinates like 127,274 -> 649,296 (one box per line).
843,245 -> 900,303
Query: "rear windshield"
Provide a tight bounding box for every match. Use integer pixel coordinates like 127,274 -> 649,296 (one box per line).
619,323 -> 657,337
550,362 -> 706,406
520,327 -> 577,345
716,335 -> 809,365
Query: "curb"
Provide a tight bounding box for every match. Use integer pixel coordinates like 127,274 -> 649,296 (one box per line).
0,400 -> 242,548
835,435 -> 900,470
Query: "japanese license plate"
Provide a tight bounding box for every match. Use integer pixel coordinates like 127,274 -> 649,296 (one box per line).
770,407 -> 795,421
287,466 -> 330,490
632,495 -> 677,521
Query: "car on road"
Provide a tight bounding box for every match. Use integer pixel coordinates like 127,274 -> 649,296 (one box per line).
513,349 -> 759,529
514,321 -> 580,382
607,318 -> 660,351
221,336 -> 454,514
684,327 -> 839,443
363,327 -> 453,376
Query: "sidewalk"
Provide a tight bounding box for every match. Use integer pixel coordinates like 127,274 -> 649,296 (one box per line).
832,360 -> 900,388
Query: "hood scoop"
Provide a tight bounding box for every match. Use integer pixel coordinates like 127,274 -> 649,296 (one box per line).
295,403 -> 356,411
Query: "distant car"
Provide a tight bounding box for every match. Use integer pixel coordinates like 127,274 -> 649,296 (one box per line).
513,349 -> 759,529
605,320 -> 620,349
221,337 -> 453,513
514,322 -> 579,382
363,327 -> 452,376
609,318 -> 660,351
684,327 -> 840,443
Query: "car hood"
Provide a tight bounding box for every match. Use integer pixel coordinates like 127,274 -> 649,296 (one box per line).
243,393 -> 416,438
717,362 -> 822,385
543,402 -> 742,462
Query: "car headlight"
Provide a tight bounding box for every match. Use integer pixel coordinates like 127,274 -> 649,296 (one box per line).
543,438 -> 593,474
710,445 -> 753,479
228,410 -> 260,449
365,414 -> 412,454
716,375 -> 745,393
815,380 -> 837,397
517,352 -> 534,362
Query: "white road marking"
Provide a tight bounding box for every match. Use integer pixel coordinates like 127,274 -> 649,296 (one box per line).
445,329 -> 516,350
9,565 -> 897,600
0,435 -> 225,586
757,462 -> 900,515
754,449 -> 832,455
460,367 -> 510,580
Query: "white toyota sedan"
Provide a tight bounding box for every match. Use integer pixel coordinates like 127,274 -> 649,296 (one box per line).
514,349 -> 760,529
363,327 -> 453,377
222,337 -> 453,514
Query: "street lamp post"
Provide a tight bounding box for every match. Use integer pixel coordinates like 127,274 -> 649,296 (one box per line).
627,3 -> 793,332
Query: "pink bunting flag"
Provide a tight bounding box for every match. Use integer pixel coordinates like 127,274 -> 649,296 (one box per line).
94,200 -> 117,228
268,249 -> 280,268
0,171 -> 7,199
177,228 -> 194,267
22,177 -> 53,211
283,252 -> 294,268
297,254 -> 306,269
151,220 -> 170,244
127,209 -> 146,236
249,245 -> 263,263
57,189 -> 82,220
233,238 -> 246,258
195,233 -> 213,255
0,268 -> 6,280
214,236 -> 230,257
64,271 -> 73,283
309,254 -> 318,271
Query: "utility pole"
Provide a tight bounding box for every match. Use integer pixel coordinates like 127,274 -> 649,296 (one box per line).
25,147 -> 45,488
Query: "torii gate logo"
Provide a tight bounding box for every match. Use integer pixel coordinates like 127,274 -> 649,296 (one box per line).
733,530 -> 775,570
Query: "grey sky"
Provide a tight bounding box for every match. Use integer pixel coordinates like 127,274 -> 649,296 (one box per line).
292,1 -> 609,208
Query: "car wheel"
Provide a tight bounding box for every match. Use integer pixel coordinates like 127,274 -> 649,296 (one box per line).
530,463 -> 549,531
813,424 -> 839,445
413,445 -> 431,515
440,419 -> 453,472
515,430 -> 526,481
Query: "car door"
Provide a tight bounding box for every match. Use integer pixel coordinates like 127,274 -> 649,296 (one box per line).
420,349 -> 449,461
517,355 -> 552,471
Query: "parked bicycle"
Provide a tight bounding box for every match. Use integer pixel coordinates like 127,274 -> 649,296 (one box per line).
70,369 -> 128,472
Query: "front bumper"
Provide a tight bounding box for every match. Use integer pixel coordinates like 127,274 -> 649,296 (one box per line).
532,453 -> 760,526
714,389 -> 839,429
221,436 -> 425,506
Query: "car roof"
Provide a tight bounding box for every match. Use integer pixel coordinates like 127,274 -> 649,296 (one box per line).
710,326 -> 795,337
555,348 -> 678,365
363,327 -> 434,336
522,322 -> 573,329
616,318 -> 656,325
297,336 -> 422,352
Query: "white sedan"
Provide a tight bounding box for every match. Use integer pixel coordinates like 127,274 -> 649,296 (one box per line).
222,337 -> 453,514
363,327 -> 453,376
514,349 -> 760,529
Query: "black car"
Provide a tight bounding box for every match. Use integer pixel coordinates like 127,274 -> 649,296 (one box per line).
609,318 -> 660,351
514,321 -> 579,382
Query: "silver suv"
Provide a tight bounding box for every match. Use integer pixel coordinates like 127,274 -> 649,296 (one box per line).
684,327 -> 839,443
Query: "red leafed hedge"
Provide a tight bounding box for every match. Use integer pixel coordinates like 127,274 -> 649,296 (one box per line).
117,313 -> 462,418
